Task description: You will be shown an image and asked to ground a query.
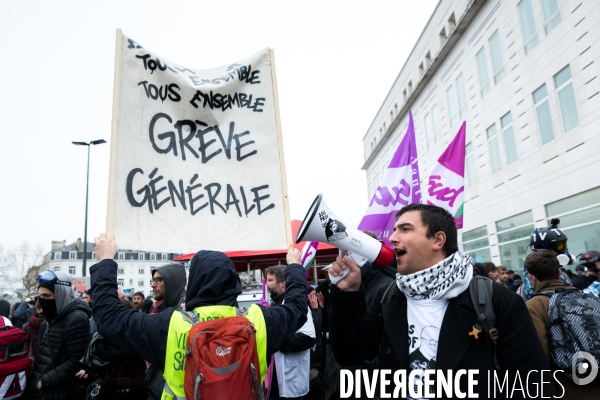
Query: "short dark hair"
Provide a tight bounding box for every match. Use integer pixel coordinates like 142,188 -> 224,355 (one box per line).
525,250 -> 559,282
483,262 -> 496,272
265,266 -> 286,284
395,204 -> 458,256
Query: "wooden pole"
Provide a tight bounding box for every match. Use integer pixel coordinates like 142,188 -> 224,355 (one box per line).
269,49 -> 292,247
106,29 -> 123,236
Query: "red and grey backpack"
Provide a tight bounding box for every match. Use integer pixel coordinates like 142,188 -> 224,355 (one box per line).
183,315 -> 262,400
0,317 -> 32,400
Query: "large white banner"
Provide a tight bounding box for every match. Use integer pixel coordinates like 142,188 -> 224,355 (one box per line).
106,30 -> 290,253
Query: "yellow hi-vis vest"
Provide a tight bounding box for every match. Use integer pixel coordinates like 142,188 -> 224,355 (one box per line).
161,304 -> 267,400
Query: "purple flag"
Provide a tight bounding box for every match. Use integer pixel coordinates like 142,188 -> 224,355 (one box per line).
427,122 -> 466,228
358,111 -> 422,247
300,241 -> 318,280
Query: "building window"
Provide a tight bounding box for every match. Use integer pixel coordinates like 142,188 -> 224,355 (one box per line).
425,52 -> 432,68
431,105 -> 440,140
476,49 -> 490,96
69,266 -> 76,275
161,253 -> 168,261
54,266 -> 60,272
138,253 -> 144,260
545,187 -> 600,256
489,32 -> 504,84
383,122 -> 387,132
533,84 -> 555,145
390,110 -> 394,122
487,124 -> 502,173
54,252 -> 61,260
118,268 -> 125,274
519,0 -> 538,54
554,65 -> 579,133
69,251 -> 76,260
129,279 -> 133,285
463,226 -> 491,263
466,143 -> 477,185
118,252 -> 125,260
394,103 -> 398,115
541,0 -> 561,34
139,268 -> 145,275
117,279 -> 124,287
496,211 -> 534,273
446,84 -> 458,128
424,113 -> 435,149
455,74 -> 467,118
408,81 -> 413,94
403,89 -> 407,103
91,251 -> 96,260
500,112 -> 518,164
138,280 -> 144,287
439,27 -> 447,44
448,13 -> 456,31
150,253 -> 156,261
419,62 -> 425,77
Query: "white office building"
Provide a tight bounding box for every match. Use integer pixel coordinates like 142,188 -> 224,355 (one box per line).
40,239 -> 182,296
362,0 -> 600,272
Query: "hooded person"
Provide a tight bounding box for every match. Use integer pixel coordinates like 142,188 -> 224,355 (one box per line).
90,233 -> 308,400
29,270 -> 91,400
149,263 -> 186,315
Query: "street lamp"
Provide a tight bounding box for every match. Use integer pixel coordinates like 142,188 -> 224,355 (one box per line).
72,139 -> 106,277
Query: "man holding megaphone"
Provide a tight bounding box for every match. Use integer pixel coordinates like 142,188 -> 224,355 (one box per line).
326,203 -> 554,398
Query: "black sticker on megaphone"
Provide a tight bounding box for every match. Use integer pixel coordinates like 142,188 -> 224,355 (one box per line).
326,218 -> 348,242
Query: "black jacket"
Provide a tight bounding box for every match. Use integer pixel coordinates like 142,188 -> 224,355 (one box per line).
30,300 -> 91,400
329,281 -> 554,398
90,252 -> 307,377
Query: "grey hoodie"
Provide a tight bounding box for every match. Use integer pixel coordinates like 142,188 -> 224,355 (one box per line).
53,271 -> 77,315
151,263 -> 186,313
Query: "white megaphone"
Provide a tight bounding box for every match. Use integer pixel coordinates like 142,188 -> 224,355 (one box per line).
296,194 -> 394,284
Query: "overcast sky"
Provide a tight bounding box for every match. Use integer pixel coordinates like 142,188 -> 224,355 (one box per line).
0,0 -> 438,252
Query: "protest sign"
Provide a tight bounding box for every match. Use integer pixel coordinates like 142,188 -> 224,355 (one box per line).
106,30 -> 290,253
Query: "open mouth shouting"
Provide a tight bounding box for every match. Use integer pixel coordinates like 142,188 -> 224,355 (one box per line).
395,248 -> 407,261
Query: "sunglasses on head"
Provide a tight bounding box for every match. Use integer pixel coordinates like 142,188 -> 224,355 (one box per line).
36,270 -> 71,287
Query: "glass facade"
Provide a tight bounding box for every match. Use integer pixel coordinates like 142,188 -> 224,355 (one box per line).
501,112 -> 518,164
489,32 -> 504,83
554,66 -> 579,132
477,49 -> 490,96
546,187 -> 600,258
519,0 -> 538,53
533,84 -> 555,145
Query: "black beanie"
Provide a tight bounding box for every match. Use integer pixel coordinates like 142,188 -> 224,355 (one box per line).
38,281 -> 55,293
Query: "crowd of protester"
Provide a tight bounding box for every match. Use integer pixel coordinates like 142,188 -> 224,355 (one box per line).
2,204 -> 600,399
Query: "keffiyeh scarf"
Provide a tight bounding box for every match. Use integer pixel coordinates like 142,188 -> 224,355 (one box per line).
396,251 -> 474,300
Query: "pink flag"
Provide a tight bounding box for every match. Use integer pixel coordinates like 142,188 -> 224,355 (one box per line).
427,122 -> 466,228
358,111 -> 422,247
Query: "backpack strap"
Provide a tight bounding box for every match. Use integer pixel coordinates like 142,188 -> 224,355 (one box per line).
533,291 -> 554,298
379,281 -> 398,318
468,276 -> 500,370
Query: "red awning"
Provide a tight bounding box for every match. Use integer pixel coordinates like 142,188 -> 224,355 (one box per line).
172,219 -> 339,271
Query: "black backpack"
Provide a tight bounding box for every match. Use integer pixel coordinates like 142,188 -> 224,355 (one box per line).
535,288 -> 600,382
381,275 -> 500,369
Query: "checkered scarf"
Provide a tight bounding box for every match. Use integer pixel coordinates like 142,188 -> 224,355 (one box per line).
396,251 -> 473,300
